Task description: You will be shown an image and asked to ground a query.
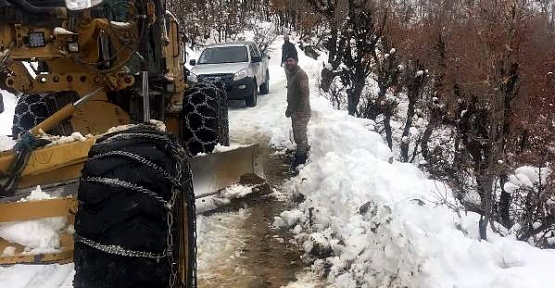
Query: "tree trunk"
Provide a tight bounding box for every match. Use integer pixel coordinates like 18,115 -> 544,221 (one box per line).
499,173 -> 512,228
478,175 -> 494,240
400,94 -> 416,162
384,110 -> 393,149
347,69 -> 365,116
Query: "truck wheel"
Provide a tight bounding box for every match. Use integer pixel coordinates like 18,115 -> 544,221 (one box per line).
12,94 -> 50,139
73,125 -> 196,288
245,81 -> 258,107
182,83 -> 229,155
260,70 -> 270,95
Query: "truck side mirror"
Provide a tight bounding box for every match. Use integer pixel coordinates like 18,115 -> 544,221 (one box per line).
0,92 -> 4,114
189,59 -> 196,66
252,56 -> 262,63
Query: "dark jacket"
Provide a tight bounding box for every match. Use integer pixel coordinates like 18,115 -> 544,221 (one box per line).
286,66 -> 311,116
282,42 -> 298,63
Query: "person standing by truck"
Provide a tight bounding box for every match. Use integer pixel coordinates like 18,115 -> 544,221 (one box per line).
281,35 -> 298,81
284,56 -> 310,170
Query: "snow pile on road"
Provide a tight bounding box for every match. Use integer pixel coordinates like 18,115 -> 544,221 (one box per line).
267,40 -> 555,287
0,264 -> 74,288
197,209 -> 251,283
0,136 -> 15,152
0,186 -> 68,255
196,184 -> 256,213
18,185 -> 54,202
282,270 -> 325,288
0,217 -> 66,255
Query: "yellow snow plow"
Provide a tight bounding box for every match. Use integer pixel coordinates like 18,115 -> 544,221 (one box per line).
0,0 -> 265,287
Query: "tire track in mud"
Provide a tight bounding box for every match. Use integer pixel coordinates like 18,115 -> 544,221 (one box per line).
197,148 -> 320,288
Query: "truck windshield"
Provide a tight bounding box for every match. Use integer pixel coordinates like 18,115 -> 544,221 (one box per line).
198,46 -> 248,64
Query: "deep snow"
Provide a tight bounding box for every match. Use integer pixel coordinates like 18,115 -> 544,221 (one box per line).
1,31 -> 554,288
269,41 -> 555,288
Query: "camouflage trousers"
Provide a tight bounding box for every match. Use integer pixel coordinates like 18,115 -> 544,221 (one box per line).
291,113 -> 310,154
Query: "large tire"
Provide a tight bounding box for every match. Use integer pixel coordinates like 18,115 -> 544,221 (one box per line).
260,70 -> 270,95
73,125 -> 197,288
182,82 -> 229,155
12,94 -> 50,139
245,80 -> 258,107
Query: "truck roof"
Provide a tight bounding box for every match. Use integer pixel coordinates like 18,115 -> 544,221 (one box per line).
205,41 -> 255,48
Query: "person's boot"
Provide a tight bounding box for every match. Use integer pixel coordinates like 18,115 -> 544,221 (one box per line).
289,152 -> 308,175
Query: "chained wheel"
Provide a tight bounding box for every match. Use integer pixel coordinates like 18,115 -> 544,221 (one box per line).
12,94 -> 50,139
73,125 -> 197,288
181,82 -> 229,155
212,81 -> 230,146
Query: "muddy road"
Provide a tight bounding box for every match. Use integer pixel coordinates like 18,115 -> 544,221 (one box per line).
197,148 -> 319,288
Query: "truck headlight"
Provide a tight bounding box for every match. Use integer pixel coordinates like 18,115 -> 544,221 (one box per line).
189,73 -> 198,83
65,0 -> 104,11
233,69 -> 248,81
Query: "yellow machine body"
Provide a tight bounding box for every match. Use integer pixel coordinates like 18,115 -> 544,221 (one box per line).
0,1 -> 265,267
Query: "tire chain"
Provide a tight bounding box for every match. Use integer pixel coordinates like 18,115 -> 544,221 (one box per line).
74,126 -> 196,288
182,82 -> 229,155
12,94 -> 50,139
212,81 -> 230,146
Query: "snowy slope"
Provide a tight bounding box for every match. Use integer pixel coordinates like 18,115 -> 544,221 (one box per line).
267,42 -> 555,287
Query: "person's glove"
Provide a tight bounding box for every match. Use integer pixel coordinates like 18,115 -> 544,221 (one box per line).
285,110 -> 292,118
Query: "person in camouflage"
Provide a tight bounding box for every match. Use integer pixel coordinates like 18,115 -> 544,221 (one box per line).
284,57 -> 311,169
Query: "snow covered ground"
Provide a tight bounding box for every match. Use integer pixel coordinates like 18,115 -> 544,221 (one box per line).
2,30 -> 555,288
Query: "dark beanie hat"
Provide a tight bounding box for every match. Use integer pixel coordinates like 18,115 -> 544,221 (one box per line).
285,55 -> 298,61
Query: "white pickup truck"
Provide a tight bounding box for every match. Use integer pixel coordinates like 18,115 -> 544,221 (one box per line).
188,41 -> 270,107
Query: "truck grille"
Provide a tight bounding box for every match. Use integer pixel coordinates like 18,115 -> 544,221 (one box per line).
198,74 -> 234,83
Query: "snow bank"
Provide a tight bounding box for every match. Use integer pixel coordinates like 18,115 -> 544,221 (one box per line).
276,100 -> 555,286
268,38 -> 555,288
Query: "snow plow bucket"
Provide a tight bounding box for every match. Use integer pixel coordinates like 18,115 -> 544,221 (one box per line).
191,144 -> 266,198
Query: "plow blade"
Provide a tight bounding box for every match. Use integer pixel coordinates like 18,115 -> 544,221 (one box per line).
191,144 -> 266,198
